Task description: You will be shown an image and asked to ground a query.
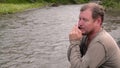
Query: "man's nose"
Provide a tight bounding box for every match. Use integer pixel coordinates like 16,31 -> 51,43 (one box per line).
78,19 -> 84,26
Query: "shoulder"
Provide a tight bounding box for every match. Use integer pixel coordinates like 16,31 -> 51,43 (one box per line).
92,29 -> 117,47
92,29 -> 120,56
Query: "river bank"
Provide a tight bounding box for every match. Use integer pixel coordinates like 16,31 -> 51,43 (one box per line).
0,0 -> 89,14
0,0 -> 120,15
0,2 -> 48,14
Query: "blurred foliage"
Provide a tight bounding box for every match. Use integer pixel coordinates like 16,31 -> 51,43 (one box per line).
0,0 -> 46,14
101,0 -> 120,8
42,0 -> 90,4
0,0 -> 89,4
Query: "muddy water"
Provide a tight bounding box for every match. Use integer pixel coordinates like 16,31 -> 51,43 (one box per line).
0,5 -> 120,68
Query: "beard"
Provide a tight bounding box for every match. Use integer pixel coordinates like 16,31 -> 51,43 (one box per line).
78,26 -> 93,36
82,33 -> 87,35
78,26 -> 88,35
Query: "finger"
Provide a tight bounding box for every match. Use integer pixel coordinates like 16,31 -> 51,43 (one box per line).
70,27 -> 76,34
71,24 -> 79,34
73,25 -> 77,31
75,27 -> 82,35
71,25 -> 77,34
74,25 -> 80,32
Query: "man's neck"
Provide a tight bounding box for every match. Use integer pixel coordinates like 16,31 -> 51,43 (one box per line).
87,27 -> 102,41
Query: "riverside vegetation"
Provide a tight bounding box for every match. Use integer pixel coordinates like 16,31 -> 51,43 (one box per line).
0,0 -> 89,14
0,0 -> 120,14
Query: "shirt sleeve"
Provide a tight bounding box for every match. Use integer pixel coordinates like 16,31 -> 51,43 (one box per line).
68,41 -> 105,68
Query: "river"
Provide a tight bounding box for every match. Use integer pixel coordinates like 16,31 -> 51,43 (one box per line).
0,5 -> 120,68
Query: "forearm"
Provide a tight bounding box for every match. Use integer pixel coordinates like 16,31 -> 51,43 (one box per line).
68,41 -> 106,68
68,40 -> 85,68
70,44 -> 82,68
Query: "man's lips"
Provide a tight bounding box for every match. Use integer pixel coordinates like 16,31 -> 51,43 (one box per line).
78,26 -> 83,30
78,26 -> 85,32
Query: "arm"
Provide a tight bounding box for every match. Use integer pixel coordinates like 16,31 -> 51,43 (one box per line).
68,41 -> 105,68
68,25 -> 105,68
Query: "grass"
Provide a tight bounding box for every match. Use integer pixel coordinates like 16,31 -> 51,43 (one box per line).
0,2 -> 46,14
0,0 -> 89,14
0,0 -> 119,15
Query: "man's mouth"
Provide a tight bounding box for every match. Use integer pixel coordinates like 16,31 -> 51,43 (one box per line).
78,26 -> 85,33
78,26 -> 83,30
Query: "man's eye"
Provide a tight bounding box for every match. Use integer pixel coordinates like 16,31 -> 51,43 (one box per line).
83,18 -> 88,22
79,17 -> 81,20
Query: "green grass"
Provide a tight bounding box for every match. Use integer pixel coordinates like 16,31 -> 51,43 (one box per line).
101,0 -> 120,8
0,0 -> 90,14
0,2 -> 46,14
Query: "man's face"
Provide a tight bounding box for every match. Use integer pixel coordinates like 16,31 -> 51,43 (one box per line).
78,9 -> 95,35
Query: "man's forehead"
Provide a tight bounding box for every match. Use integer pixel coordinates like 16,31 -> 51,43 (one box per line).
80,9 -> 92,16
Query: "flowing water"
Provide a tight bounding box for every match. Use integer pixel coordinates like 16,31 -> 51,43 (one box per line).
0,5 -> 120,68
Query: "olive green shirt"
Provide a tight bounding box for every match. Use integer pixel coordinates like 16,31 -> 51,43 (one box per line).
67,29 -> 120,68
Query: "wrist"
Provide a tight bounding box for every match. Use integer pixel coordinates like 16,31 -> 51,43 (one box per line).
69,39 -> 81,45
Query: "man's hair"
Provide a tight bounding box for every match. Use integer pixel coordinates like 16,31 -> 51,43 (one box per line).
80,3 -> 105,25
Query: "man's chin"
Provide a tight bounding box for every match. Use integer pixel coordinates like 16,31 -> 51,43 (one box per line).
82,32 -> 87,35
80,30 -> 87,35
82,33 -> 87,35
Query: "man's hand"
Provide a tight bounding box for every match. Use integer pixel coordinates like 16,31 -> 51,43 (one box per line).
69,25 -> 82,41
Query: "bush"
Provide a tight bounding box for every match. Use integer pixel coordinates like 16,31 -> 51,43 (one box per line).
43,0 -> 89,4
74,0 -> 89,4
101,0 -> 120,8
1,0 -> 89,4
1,0 -> 44,3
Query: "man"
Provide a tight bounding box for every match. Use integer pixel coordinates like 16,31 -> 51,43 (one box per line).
67,3 -> 120,68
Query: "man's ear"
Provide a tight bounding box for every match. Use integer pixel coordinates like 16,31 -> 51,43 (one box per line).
95,17 -> 102,26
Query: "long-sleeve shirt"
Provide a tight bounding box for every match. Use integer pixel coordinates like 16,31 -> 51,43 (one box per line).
67,29 -> 120,68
